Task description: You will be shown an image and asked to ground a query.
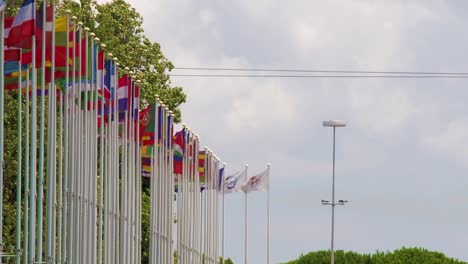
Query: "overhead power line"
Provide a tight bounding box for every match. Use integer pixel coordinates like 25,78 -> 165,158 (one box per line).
173,67 -> 468,76
169,74 -> 468,78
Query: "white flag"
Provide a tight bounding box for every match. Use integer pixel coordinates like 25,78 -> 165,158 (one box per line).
241,167 -> 269,193
0,1 -> 6,12
223,168 -> 247,194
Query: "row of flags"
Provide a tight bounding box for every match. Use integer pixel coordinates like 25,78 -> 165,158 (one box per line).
1,0 -> 271,263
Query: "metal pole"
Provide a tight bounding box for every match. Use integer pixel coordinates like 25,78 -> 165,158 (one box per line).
23,69 -> 30,264
37,0 -> 48,259
330,127 -> 335,264
244,164 -> 248,264
16,54 -> 23,264
0,8 -> 4,263
221,164 -> 225,263
267,163 -> 270,264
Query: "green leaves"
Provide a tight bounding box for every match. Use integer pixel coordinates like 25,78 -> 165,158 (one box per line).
61,0 -> 186,122
286,248 -> 467,264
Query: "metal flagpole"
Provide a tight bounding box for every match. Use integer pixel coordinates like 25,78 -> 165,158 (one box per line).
98,43 -> 106,264
168,111 -> 173,264
222,163 -> 226,263
162,107 -> 168,264
75,20 -> 84,264
91,34 -> 98,264
267,163 -> 271,264
29,4 -> 38,263
23,69 -> 30,264
61,12 -> 70,262
244,164 -> 248,264
0,5 -> 4,261
46,2 -> 57,261
37,0 -> 48,259
15,51 -> 23,264
113,58 -> 120,264
67,15 -> 77,262
136,80 -> 142,264
58,10 -> 71,264
84,28 -> 89,264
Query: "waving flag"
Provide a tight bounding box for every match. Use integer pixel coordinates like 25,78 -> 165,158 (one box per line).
6,0 -> 35,48
173,128 -> 186,174
117,75 -> 129,112
222,168 -> 247,194
241,167 -> 270,193
198,150 -> 206,178
4,17 -> 21,62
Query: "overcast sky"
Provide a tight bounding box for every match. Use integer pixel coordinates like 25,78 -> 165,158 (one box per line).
109,1 -> 468,263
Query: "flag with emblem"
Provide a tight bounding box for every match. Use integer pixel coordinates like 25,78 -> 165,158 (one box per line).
241,167 -> 269,193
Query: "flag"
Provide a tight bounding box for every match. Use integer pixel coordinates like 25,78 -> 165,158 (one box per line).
139,104 -> 163,146
223,168 -> 247,194
173,128 -> 186,174
6,0 -> 35,49
141,145 -> 154,177
218,167 -> 225,191
103,59 -> 114,116
133,85 -> 139,120
117,75 -> 129,112
241,167 -> 269,193
4,18 -> 21,62
198,150 -> 206,178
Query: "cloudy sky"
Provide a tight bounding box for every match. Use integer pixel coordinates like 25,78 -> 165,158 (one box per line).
113,1 -> 468,262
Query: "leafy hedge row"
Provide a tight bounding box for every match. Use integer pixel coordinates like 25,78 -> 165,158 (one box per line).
286,247 -> 467,264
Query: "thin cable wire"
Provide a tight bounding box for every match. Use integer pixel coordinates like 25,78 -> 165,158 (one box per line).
173,67 -> 468,75
169,74 -> 468,78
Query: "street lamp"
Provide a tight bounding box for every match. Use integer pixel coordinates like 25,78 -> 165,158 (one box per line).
322,120 -> 348,264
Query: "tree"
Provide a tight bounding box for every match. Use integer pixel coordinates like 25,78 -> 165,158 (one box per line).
1,0 -> 186,258
60,0 -> 186,122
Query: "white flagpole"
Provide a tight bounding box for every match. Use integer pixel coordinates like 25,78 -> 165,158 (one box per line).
73,21 -> 83,264
112,57 -> 119,264
46,2 -> 57,261
244,164 -> 248,264
37,0 -> 48,259
98,43 -> 106,264
0,8 -> 4,262
23,69 -> 30,264
0,4 -> 4,261
221,163 -> 226,263
29,4 -> 38,263
67,16 -> 77,262
61,12 -> 70,263
267,163 -> 271,264
91,34 -> 99,264
113,58 -> 120,264
15,50 -> 23,264
169,111 -> 174,264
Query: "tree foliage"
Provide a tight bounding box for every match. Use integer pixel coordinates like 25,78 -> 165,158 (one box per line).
286,248 -> 467,264
59,0 -> 186,121
1,0 -> 186,258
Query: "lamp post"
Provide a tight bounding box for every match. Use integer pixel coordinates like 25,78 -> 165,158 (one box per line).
321,120 -> 348,264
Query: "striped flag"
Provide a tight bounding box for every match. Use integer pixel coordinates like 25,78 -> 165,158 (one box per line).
117,75 -> 129,112
4,18 -> 21,62
6,0 -> 35,48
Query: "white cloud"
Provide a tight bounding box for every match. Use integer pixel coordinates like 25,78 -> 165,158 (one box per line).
422,119 -> 468,164
350,86 -> 417,136
116,0 -> 468,261
225,81 -> 296,131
